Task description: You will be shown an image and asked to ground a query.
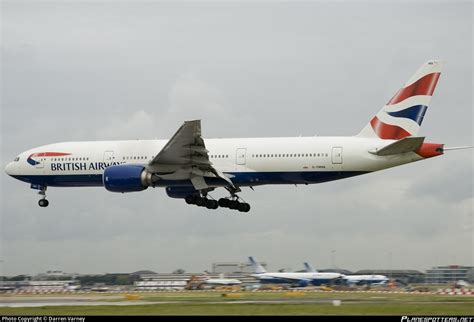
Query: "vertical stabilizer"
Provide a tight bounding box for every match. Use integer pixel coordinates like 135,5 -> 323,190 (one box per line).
304,262 -> 317,273
249,257 -> 266,274
357,61 -> 443,139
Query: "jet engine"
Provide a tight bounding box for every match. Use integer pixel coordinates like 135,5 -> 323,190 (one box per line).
103,165 -> 154,193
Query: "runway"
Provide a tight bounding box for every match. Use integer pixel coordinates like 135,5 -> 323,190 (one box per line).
1,294 -> 473,308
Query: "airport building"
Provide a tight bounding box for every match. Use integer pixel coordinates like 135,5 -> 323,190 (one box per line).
424,265 -> 474,284
0,280 -> 79,292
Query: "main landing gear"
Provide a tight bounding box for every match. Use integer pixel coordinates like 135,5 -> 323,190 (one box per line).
217,198 -> 250,212
37,186 -> 49,207
184,190 -> 251,213
185,195 -> 219,209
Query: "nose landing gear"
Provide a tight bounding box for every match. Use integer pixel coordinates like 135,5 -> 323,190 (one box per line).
34,185 -> 49,207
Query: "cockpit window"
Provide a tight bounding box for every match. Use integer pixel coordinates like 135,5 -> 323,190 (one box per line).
14,156 -> 20,162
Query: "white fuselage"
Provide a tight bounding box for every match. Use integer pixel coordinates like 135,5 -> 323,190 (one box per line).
203,278 -> 242,286
5,136 -> 423,189
252,271 -> 344,286
344,275 -> 389,285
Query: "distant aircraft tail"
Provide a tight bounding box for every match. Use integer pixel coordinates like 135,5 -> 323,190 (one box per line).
249,257 -> 266,274
357,60 -> 443,140
304,262 -> 317,273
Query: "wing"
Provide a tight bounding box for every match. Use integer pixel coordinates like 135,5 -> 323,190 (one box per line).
148,120 -> 234,190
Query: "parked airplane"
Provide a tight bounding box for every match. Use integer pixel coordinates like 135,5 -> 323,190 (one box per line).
201,275 -> 242,286
4,61 -> 469,210
187,274 -> 242,289
248,257 -> 343,287
304,262 -> 388,286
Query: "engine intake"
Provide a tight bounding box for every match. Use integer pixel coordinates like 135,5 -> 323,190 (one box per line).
103,165 -> 154,193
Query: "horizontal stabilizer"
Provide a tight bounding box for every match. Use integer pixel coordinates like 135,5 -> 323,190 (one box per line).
369,136 -> 425,156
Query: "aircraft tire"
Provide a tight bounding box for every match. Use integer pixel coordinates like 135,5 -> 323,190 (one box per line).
38,199 -> 49,207
218,198 -> 230,208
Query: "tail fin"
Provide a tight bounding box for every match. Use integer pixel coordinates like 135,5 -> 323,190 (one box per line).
304,262 -> 317,273
248,257 -> 266,274
357,60 -> 443,139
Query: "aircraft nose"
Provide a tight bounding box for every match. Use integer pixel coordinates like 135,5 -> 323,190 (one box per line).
5,162 -> 15,176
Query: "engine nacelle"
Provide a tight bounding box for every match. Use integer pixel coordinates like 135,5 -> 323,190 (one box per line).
103,165 -> 153,193
165,186 -> 199,199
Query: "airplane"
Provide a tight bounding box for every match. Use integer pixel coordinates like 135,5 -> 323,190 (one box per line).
303,262 -> 388,286
4,60 -> 471,211
186,274 -> 242,290
200,275 -> 242,286
248,257 -> 343,287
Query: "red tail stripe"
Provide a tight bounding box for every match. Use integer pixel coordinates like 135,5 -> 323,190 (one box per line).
370,116 -> 411,140
387,72 -> 440,105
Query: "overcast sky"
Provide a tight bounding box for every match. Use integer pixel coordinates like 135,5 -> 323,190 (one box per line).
1,1 -> 472,275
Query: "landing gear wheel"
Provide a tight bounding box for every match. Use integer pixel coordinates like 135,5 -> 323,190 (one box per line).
185,195 -> 198,205
205,199 -> 218,209
228,200 -> 239,210
38,199 -> 49,207
196,197 -> 206,207
239,203 -> 250,213
218,198 -> 230,208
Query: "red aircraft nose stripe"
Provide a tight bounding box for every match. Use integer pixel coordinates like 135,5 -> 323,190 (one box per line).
31,152 -> 71,157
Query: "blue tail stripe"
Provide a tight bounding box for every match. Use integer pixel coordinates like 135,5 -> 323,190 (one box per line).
387,105 -> 428,125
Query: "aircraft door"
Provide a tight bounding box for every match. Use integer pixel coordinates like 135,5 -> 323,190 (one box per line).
103,150 -> 115,164
331,147 -> 343,164
236,148 -> 246,165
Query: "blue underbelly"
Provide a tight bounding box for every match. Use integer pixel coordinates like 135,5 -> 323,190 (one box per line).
11,171 -> 369,187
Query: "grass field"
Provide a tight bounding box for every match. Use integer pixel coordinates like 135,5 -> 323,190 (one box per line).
1,291 -> 473,315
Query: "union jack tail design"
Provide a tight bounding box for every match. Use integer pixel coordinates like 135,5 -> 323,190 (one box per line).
357,61 -> 443,140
